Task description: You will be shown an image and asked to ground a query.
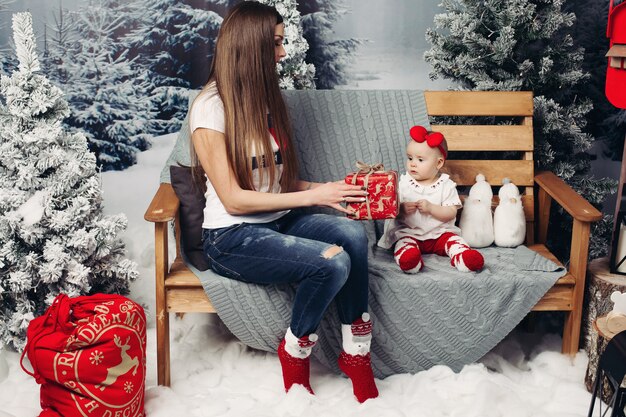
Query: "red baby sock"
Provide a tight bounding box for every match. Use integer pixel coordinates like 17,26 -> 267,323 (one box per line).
457,249 -> 484,272
445,235 -> 484,272
394,237 -> 423,273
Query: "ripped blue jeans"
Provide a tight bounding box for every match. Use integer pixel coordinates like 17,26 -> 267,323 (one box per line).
202,212 -> 369,338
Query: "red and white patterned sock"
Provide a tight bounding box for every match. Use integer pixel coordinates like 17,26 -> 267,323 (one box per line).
338,313 -> 379,403
394,236 -> 423,273
278,328 -> 317,394
444,235 -> 484,272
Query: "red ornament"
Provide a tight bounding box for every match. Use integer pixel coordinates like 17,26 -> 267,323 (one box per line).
606,0 -> 626,109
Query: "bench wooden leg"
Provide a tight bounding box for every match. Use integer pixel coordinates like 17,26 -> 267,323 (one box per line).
155,222 -> 171,386
157,307 -> 171,386
562,310 -> 581,355
561,219 -> 591,356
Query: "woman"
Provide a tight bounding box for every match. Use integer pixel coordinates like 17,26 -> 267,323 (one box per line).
190,1 -> 378,403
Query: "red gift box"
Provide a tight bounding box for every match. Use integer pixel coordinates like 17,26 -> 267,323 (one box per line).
344,162 -> 399,220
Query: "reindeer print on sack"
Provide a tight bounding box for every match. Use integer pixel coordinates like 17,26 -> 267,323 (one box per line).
48,296 -> 147,417
96,335 -> 140,391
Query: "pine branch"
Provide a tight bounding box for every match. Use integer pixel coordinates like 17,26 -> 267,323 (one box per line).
12,12 -> 40,74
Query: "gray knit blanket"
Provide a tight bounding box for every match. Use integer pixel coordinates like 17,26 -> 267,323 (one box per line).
163,89 -> 565,378
186,223 -> 564,378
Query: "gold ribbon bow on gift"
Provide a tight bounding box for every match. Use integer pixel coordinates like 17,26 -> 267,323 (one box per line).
349,161 -> 385,219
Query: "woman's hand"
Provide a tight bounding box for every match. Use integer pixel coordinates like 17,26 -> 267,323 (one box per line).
309,181 -> 368,215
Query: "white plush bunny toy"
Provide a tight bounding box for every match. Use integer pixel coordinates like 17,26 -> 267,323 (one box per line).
493,178 -> 526,247
459,174 -> 494,248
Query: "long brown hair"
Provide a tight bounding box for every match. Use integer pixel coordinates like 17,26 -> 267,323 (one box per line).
191,1 -> 298,192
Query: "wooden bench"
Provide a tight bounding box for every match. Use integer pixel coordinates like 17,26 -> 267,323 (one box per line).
145,90 -> 602,386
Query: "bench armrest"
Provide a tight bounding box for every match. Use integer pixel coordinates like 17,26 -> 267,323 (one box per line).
534,170 -> 602,354
534,171 -> 602,222
144,183 -> 180,223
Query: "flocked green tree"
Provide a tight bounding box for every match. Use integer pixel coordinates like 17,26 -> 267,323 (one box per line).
425,0 -> 616,259
0,12 -> 138,350
40,0 -> 153,171
41,2 -> 76,87
123,0 -> 224,134
59,0 -> 152,171
297,0 -> 361,89
259,0 -> 316,89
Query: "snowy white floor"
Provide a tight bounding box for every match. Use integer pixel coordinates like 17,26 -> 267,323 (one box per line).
0,134 -> 597,416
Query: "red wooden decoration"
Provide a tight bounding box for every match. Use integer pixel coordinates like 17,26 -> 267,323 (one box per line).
606,0 -> 626,109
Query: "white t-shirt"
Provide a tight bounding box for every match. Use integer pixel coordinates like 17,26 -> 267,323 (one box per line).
377,173 -> 462,248
189,83 -> 289,229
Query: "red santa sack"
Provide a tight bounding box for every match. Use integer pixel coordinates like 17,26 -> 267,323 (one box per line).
21,293 -> 146,417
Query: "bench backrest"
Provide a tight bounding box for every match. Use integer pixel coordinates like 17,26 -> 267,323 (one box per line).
282,90 -> 534,244
427,91 -> 535,244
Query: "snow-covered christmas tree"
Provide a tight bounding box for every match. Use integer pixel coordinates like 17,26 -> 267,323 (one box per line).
41,2 -> 76,91
259,0 -> 316,89
425,0 -> 615,259
123,0 -> 224,134
56,0 -> 152,171
298,0 -> 360,89
0,12 -> 138,350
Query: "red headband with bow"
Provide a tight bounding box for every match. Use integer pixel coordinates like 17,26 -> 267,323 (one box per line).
409,125 -> 447,160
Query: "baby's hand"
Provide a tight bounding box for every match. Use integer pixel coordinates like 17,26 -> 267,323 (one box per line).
400,202 -> 419,216
416,199 -> 432,214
